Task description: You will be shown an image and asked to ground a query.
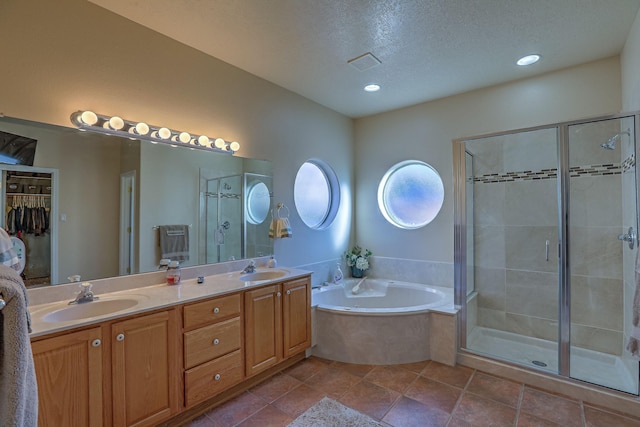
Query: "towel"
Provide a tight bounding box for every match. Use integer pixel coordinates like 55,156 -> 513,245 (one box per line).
0,264 -> 38,426
269,218 -> 293,239
158,225 -> 190,262
628,250 -> 640,357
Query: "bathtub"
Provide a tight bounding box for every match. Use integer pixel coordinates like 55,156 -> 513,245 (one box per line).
311,279 -> 455,365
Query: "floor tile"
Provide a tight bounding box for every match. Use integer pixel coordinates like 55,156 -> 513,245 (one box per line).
466,372 -> 522,408
272,383 -> 326,418
339,379 -> 401,420
249,373 -> 302,403
364,365 -> 419,393
397,360 -> 431,374
519,387 -> 582,427
584,405 -> 640,427
330,360 -> 376,377
201,391 -> 266,427
382,396 -> 450,427
517,412 -> 565,427
452,392 -> 516,427
185,414 -> 217,427
283,356 -> 330,381
421,362 -> 474,388
404,376 -> 461,413
235,405 -> 293,427
304,365 -> 362,398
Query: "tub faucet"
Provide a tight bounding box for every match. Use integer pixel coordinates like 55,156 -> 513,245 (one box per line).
351,277 -> 367,295
69,282 -> 99,305
242,260 -> 256,274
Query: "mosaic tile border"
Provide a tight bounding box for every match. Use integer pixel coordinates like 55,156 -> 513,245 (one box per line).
474,154 -> 635,184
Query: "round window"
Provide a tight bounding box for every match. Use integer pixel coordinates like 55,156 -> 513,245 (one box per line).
246,181 -> 271,224
377,160 -> 444,229
294,159 -> 340,229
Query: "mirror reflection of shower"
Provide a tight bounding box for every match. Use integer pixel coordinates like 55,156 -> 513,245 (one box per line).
600,128 -> 630,150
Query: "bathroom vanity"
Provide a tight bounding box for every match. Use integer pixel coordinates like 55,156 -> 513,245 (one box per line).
28,269 -> 312,427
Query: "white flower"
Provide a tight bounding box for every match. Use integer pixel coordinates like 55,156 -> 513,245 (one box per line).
355,257 -> 369,270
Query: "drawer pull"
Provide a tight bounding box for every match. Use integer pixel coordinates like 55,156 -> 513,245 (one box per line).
213,307 -> 220,314
214,373 -> 221,381
277,292 -> 281,297
213,338 -> 220,345
286,289 -> 291,295
92,339 -> 101,347
116,333 -> 125,342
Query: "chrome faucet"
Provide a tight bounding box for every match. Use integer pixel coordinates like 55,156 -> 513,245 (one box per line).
69,282 -> 99,305
241,260 -> 256,274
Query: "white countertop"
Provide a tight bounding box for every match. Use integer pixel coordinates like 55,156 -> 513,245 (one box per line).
29,267 -> 311,338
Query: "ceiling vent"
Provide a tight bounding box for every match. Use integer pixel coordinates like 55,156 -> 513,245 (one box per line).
347,52 -> 381,71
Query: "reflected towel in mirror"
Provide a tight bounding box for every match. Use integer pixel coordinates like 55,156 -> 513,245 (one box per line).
158,225 -> 190,261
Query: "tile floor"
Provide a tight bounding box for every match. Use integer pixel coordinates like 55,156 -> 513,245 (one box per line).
187,357 -> 640,427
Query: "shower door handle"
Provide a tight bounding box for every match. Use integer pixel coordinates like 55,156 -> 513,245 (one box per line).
545,240 -> 549,262
618,227 -> 636,250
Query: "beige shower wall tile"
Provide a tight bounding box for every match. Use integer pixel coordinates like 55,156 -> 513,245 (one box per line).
569,174 -> 621,228
506,269 -> 558,320
571,275 -> 622,331
505,226 -> 558,273
473,182 -> 505,226
467,294 -> 478,331
474,225 -> 505,269
502,127 -> 557,173
504,179 -> 558,227
571,324 -> 622,356
466,136 -> 505,175
570,226 -> 622,279
478,307 -> 506,330
475,266 -> 505,311
504,313 -> 558,342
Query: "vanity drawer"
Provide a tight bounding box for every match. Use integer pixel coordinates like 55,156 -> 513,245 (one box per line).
184,317 -> 241,369
183,293 -> 241,329
184,349 -> 243,407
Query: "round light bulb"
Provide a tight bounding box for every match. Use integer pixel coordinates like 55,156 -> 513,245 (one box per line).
214,138 -> 225,149
516,54 -> 540,66
134,122 -> 149,135
364,84 -> 380,92
157,127 -> 171,139
229,141 -> 240,152
80,111 -> 98,126
108,116 -> 125,130
178,132 -> 191,143
197,135 -> 209,146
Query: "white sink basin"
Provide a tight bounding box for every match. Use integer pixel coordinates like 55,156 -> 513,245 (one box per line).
42,298 -> 139,322
239,270 -> 287,282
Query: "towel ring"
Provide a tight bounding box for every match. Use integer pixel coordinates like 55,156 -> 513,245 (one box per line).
272,202 -> 289,219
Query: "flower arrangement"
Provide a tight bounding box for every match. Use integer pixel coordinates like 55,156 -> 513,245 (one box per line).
345,245 -> 372,271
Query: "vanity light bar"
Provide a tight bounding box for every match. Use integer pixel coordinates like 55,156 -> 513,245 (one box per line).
70,110 -> 240,154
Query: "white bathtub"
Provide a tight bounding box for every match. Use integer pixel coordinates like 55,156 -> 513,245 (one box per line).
311,279 -> 455,365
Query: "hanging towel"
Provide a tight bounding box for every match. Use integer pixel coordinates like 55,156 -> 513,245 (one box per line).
628,250 -> 640,357
158,225 -> 190,262
269,217 -> 293,239
0,264 -> 38,426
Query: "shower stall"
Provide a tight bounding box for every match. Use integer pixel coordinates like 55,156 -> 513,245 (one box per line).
454,113 -> 640,395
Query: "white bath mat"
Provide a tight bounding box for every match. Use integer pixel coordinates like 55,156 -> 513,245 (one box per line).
287,397 -> 386,427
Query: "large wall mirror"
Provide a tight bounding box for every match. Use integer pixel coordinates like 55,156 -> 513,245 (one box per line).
0,116 -> 273,287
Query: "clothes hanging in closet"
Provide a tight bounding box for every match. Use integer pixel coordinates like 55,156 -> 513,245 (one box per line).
5,196 -> 49,237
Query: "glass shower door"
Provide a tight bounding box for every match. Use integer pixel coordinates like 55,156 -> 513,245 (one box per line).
567,117 -> 639,394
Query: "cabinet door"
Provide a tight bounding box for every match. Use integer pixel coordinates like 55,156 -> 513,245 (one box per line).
244,284 -> 282,376
283,277 -> 312,358
111,310 -> 180,427
31,327 -> 103,427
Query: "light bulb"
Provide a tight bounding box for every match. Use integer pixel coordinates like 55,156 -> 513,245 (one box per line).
134,122 -> 149,135
157,127 -> 171,139
364,84 -> 380,92
80,111 -> 98,126
197,135 -> 209,146
517,54 -> 540,66
229,141 -> 240,151
214,138 -> 225,149
108,116 -> 125,130
178,132 -> 191,143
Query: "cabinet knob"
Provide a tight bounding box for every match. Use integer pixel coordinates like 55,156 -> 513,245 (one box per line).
213,338 -> 220,345
213,307 -> 220,314
286,289 -> 291,295
277,292 -> 281,297
214,374 -> 221,381
116,333 -> 125,342
91,339 -> 101,347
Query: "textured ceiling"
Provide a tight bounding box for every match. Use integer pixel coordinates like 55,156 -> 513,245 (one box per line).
89,0 -> 640,118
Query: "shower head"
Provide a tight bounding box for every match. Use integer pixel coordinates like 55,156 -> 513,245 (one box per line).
600,129 -> 631,150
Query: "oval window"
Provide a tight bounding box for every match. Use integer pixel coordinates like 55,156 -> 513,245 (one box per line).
294,159 -> 340,229
246,181 -> 270,224
377,160 -> 444,229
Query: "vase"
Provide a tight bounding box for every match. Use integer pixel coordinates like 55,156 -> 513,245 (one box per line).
351,266 -> 365,278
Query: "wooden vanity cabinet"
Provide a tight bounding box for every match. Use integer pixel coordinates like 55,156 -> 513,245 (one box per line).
182,293 -> 243,407
32,327 -> 104,427
245,276 -> 311,376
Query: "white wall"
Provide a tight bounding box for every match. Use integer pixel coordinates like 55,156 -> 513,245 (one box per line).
0,0 -> 353,271
622,9 -> 640,111
354,57 -> 622,263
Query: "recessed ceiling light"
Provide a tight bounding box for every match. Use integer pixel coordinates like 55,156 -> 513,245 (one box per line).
364,84 -> 380,92
517,54 -> 541,66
